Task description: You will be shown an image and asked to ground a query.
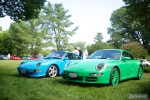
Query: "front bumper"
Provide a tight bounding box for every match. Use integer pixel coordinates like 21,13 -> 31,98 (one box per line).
17,68 -> 46,77
62,70 -> 111,84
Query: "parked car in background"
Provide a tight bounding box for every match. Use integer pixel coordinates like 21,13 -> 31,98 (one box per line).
62,49 -> 143,86
0,54 -> 9,60
29,53 -> 44,60
29,57 -> 40,60
21,56 -> 31,60
10,56 -> 21,60
17,51 -> 82,78
140,59 -> 150,66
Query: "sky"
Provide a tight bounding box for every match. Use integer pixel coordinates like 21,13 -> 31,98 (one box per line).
0,0 -> 125,45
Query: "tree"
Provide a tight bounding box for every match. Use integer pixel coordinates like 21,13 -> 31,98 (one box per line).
108,6 -> 150,53
108,7 -> 133,42
72,41 -> 86,50
107,31 -> 127,49
123,0 -> 150,52
0,30 -> 10,54
26,19 -> 50,56
0,26 -> 2,31
6,18 -> 47,56
87,42 -> 114,55
41,2 -> 78,51
0,0 -> 46,21
8,22 -> 32,55
121,41 -> 148,58
94,32 -> 103,43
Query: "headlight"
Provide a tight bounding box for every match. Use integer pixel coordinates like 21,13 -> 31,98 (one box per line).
36,62 -> 42,67
95,63 -> 105,70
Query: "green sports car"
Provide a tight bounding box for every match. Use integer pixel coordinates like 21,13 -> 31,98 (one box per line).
62,49 -> 143,86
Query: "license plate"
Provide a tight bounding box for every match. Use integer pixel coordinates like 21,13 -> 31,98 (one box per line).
69,73 -> 77,78
21,69 -> 26,73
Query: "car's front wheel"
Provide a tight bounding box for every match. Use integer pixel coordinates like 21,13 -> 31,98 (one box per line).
110,67 -> 119,86
137,66 -> 143,80
46,65 -> 58,78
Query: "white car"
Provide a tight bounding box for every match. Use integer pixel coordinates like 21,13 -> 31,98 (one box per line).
141,59 -> 150,66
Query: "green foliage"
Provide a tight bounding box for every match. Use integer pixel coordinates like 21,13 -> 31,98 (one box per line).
8,22 -> 32,55
41,2 -> 78,51
0,18 -> 49,56
87,42 -> 114,55
107,31 -> 127,49
123,0 -> 150,53
121,41 -> 148,58
41,49 -> 50,57
0,26 -> 2,31
0,60 -> 150,100
108,7 -> 134,46
94,32 -> 104,43
144,66 -> 150,73
0,31 -> 10,54
0,2 -> 78,55
0,0 -> 46,21
71,41 -> 87,51
146,56 -> 150,61
108,4 -> 150,53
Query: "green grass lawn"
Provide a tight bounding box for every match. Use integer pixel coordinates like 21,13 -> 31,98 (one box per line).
0,60 -> 150,100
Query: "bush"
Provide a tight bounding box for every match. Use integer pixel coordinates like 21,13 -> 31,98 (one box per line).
87,42 -> 114,55
121,41 -> 148,58
143,66 -> 150,73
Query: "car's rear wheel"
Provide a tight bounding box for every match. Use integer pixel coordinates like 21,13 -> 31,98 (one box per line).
46,65 -> 58,78
110,67 -> 119,86
137,66 -> 143,80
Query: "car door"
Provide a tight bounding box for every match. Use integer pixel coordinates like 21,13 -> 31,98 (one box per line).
59,53 -> 81,74
120,51 -> 136,79
128,53 -> 139,77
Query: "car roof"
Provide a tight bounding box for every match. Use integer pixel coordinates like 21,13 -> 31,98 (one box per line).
53,51 -> 74,54
97,49 -> 126,52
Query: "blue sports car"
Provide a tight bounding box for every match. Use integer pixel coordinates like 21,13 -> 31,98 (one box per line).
17,51 -> 82,78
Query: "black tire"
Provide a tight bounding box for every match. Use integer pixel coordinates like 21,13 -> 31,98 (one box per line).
46,65 -> 58,78
110,67 -> 119,86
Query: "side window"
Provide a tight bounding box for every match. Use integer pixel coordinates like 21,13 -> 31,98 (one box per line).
122,51 -> 134,60
65,53 -> 81,60
72,54 -> 81,60
66,53 -> 73,60
129,53 -> 135,60
122,52 -> 129,58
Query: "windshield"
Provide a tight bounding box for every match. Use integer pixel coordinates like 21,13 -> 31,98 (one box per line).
88,50 -> 121,60
45,51 -> 66,59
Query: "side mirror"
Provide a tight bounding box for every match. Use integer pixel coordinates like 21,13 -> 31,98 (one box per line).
122,57 -> 131,60
63,57 -> 69,61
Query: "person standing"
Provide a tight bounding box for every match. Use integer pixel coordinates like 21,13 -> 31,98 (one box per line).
77,47 -> 83,58
73,47 -> 79,55
83,49 -> 88,59
7,53 -> 10,60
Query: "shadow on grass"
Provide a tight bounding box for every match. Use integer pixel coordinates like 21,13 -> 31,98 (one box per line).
55,78 -> 109,88
118,76 -> 150,99
9,74 -> 109,88
136,82 -> 150,99
11,73 -> 45,79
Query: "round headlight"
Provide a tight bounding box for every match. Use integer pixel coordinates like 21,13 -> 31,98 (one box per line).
95,63 -> 105,70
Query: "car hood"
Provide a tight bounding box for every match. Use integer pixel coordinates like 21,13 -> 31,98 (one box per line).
65,59 -> 119,71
